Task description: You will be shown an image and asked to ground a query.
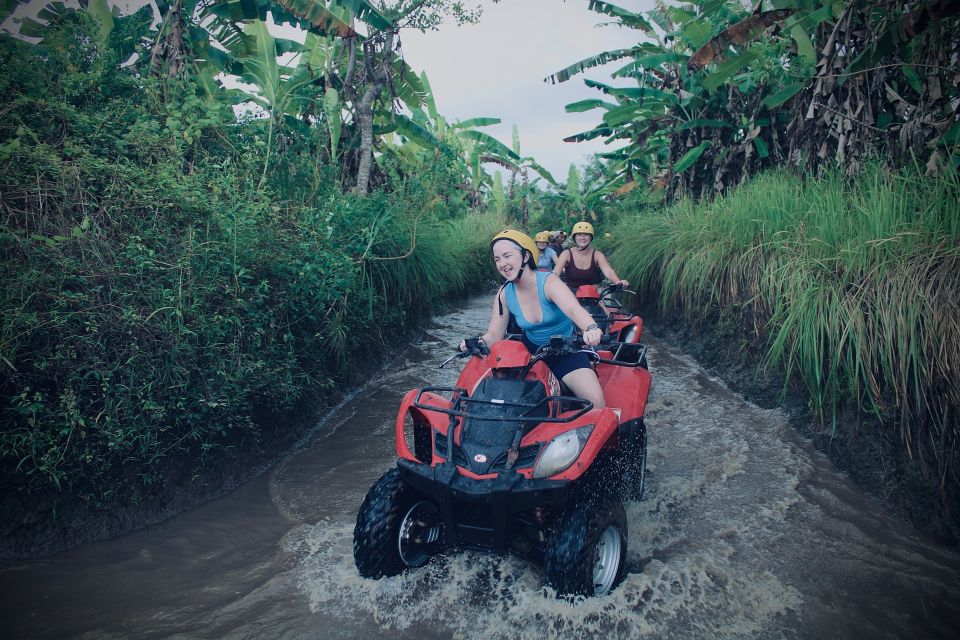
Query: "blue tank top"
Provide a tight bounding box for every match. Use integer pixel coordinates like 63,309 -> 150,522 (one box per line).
504,271 -> 573,346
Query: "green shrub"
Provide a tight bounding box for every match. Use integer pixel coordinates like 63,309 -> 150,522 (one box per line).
0,24 -> 500,507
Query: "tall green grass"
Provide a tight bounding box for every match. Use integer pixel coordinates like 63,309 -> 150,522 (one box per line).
612,165 -> 960,489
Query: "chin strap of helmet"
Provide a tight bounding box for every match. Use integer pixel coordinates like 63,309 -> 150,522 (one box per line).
497,250 -> 530,316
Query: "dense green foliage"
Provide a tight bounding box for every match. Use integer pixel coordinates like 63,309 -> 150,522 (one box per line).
549,0 -> 959,203
611,166 -> 960,496
0,15 -> 500,506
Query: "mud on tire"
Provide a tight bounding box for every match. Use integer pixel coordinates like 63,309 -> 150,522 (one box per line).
544,495 -> 628,596
624,423 -> 647,501
353,468 -> 439,578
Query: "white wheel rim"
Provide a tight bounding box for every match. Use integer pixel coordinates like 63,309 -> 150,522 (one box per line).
592,525 -> 622,594
397,500 -> 440,567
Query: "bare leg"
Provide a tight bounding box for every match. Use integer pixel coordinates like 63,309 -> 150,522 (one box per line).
562,368 -> 606,409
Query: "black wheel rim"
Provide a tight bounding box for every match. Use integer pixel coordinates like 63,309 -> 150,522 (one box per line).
397,500 -> 441,567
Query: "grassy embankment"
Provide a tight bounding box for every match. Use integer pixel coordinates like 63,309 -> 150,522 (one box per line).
0,24 -> 502,555
611,166 -> 960,541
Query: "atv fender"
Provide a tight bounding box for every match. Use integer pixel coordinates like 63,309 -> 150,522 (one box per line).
544,407 -> 621,482
396,389 -> 451,462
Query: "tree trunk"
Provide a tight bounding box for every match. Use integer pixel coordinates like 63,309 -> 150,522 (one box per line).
354,32 -> 395,195
149,0 -> 187,79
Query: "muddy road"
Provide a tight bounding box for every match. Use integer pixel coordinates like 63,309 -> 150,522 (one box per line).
2,295 -> 958,639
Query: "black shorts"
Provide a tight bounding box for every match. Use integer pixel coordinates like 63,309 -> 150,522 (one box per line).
521,333 -> 592,379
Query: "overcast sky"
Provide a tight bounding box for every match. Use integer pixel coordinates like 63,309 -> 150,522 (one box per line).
400,0 -> 654,181
4,0 -> 656,181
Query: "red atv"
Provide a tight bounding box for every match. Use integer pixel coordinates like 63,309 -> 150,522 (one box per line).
353,335 -> 651,596
574,283 -> 646,368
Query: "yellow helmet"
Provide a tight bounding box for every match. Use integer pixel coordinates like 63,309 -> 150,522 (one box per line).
534,231 -> 551,243
490,229 -> 539,268
571,221 -> 595,237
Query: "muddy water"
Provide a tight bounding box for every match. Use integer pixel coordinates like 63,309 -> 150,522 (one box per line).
2,295 -> 958,639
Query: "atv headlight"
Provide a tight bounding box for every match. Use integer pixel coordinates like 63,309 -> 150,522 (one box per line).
532,425 -> 594,479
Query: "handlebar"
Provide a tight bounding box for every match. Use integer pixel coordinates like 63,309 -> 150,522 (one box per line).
598,283 -> 636,310
532,334 -> 610,362
439,336 -> 490,368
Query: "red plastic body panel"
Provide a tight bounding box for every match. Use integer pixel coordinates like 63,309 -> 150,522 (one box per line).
487,340 -> 532,369
597,363 -> 651,422
395,389 -> 452,461
610,316 -> 643,343
575,284 -> 602,301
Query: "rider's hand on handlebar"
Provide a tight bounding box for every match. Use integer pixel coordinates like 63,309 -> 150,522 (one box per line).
617,279 -> 629,287
582,327 -> 603,347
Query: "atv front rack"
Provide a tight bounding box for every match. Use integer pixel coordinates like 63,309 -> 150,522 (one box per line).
412,386 -> 593,423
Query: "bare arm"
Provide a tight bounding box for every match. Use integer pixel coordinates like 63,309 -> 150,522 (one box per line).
552,249 -> 569,277
544,274 -> 604,346
595,251 -> 628,287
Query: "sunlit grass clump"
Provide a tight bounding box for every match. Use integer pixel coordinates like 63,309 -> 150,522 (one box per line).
612,166 -> 960,486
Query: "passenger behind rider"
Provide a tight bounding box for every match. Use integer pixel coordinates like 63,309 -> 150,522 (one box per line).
534,230 -> 558,271
552,221 -> 629,292
460,230 -> 606,409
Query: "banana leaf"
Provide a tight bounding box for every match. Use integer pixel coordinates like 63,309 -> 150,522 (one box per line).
274,0 -> 358,36
457,130 -> 521,161
0,0 -> 25,23
18,0 -> 115,41
526,160 -> 558,187
565,99 -> 616,113
603,101 -> 670,127
585,80 -> 680,104
545,46 -> 642,84
761,81 -> 806,108
390,113 -> 444,150
335,0 -> 393,30
673,140 -> 711,173
688,9 -> 795,70
701,48 -> 763,92
419,72 -> 439,121
586,0 -> 655,34
451,118 -> 501,129
563,127 -> 614,143
392,58 -> 428,109
612,52 -> 688,78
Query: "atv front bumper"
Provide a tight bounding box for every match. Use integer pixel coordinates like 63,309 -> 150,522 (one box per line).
397,459 -> 570,553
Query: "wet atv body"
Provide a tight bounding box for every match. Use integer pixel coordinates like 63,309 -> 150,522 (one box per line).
353,336 -> 651,596
575,284 -> 646,367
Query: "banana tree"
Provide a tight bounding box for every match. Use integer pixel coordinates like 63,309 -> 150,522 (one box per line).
551,0 -> 959,198
380,71 -> 541,206
546,0 -> 807,199
16,0 -> 114,42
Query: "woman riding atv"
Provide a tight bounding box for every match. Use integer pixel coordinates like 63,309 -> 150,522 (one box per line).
552,221 -> 629,291
461,230 -> 607,408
